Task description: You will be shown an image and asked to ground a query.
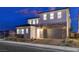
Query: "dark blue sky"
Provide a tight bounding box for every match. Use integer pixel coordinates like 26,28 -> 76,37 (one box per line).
0,7 -> 26,31
0,7 -> 51,31
0,7 -> 78,31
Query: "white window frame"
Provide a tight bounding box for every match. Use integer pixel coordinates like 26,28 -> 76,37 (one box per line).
21,29 -> 24,34
50,13 -> 54,19
43,14 -> 47,20
26,28 -> 28,33
33,19 -> 36,24
28,20 -> 32,24
57,11 -> 62,19
36,19 -> 39,24
17,29 -> 20,34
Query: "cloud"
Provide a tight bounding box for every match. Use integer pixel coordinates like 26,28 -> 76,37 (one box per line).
48,7 -> 56,11
16,8 -> 30,15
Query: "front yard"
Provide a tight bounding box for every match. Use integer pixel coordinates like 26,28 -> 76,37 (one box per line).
5,36 -> 79,48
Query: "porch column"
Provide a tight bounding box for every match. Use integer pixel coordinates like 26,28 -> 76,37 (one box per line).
66,9 -> 70,40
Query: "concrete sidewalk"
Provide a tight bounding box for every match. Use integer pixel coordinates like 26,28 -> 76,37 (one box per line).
0,39 -> 79,52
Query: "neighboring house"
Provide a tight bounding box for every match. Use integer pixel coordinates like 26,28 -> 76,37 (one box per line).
0,30 -> 9,39
70,14 -> 79,38
9,30 -> 16,37
16,8 -> 71,40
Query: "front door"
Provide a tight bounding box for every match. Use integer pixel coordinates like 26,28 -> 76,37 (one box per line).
43,29 -> 48,38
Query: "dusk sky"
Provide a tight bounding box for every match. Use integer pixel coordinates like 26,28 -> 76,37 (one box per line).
0,7 -> 51,31
0,7 -> 78,32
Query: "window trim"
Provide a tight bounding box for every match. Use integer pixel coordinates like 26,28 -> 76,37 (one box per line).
43,13 -> 47,20
36,19 -> 39,24
28,20 -> 32,24
17,29 -> 20,34
50,12 -> 54,19
21,29 -> 25,34
33,19 -> 36,24
26,28 -> 29,33
57,11 -> 62,19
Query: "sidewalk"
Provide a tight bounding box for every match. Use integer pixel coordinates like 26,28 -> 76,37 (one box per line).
0,39 -> 79,52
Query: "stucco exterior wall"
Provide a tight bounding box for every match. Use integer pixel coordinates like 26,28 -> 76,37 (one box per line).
39,9 -> 67,25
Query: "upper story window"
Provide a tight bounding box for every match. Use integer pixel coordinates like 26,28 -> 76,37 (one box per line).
28,20 -> 32,24
36,19 -> 39,24
28,19 -> 39,24
50,13 -> 54,19
57,11 -> 62,19
43,14 -> 47,20
33,19 -> 36,24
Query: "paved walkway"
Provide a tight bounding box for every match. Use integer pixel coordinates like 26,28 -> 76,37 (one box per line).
0,39 -> 79,52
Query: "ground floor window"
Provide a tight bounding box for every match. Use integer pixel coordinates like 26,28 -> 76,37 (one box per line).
17,29 -> 24,34
21,29 -> 24,34
17,29 -> 20,34
26,28 -> 28,33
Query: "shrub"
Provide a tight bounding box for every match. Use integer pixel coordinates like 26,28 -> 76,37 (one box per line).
65,39 -> 74,46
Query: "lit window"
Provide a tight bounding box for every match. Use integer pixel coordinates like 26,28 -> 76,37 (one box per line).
43,14 -> 47,20
50,13 -> 54,19
21,29 -> 24,34
57,11 -> 62,19
37,28 -> 40,38
17,29 -> 20,34
33,20 -> 36,24
28,20 -> 32,24
26,28 -> 28,33
36,19 -> 39,24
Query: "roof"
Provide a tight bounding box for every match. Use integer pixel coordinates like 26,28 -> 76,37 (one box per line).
38,7 -> 69,14
25,7 -> 69,21
16,24 -> 35,27
27,17 -> 39,20
16,24 -> 30,27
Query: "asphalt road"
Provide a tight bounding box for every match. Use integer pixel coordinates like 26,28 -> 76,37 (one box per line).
0,41 -> 70,52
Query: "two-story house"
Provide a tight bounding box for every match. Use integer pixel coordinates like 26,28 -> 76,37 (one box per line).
16,8 -> 70,40
28,8 -> 70,39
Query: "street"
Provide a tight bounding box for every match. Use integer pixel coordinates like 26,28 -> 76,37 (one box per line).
0,42 -> 65,52
0,40 -> 78,52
